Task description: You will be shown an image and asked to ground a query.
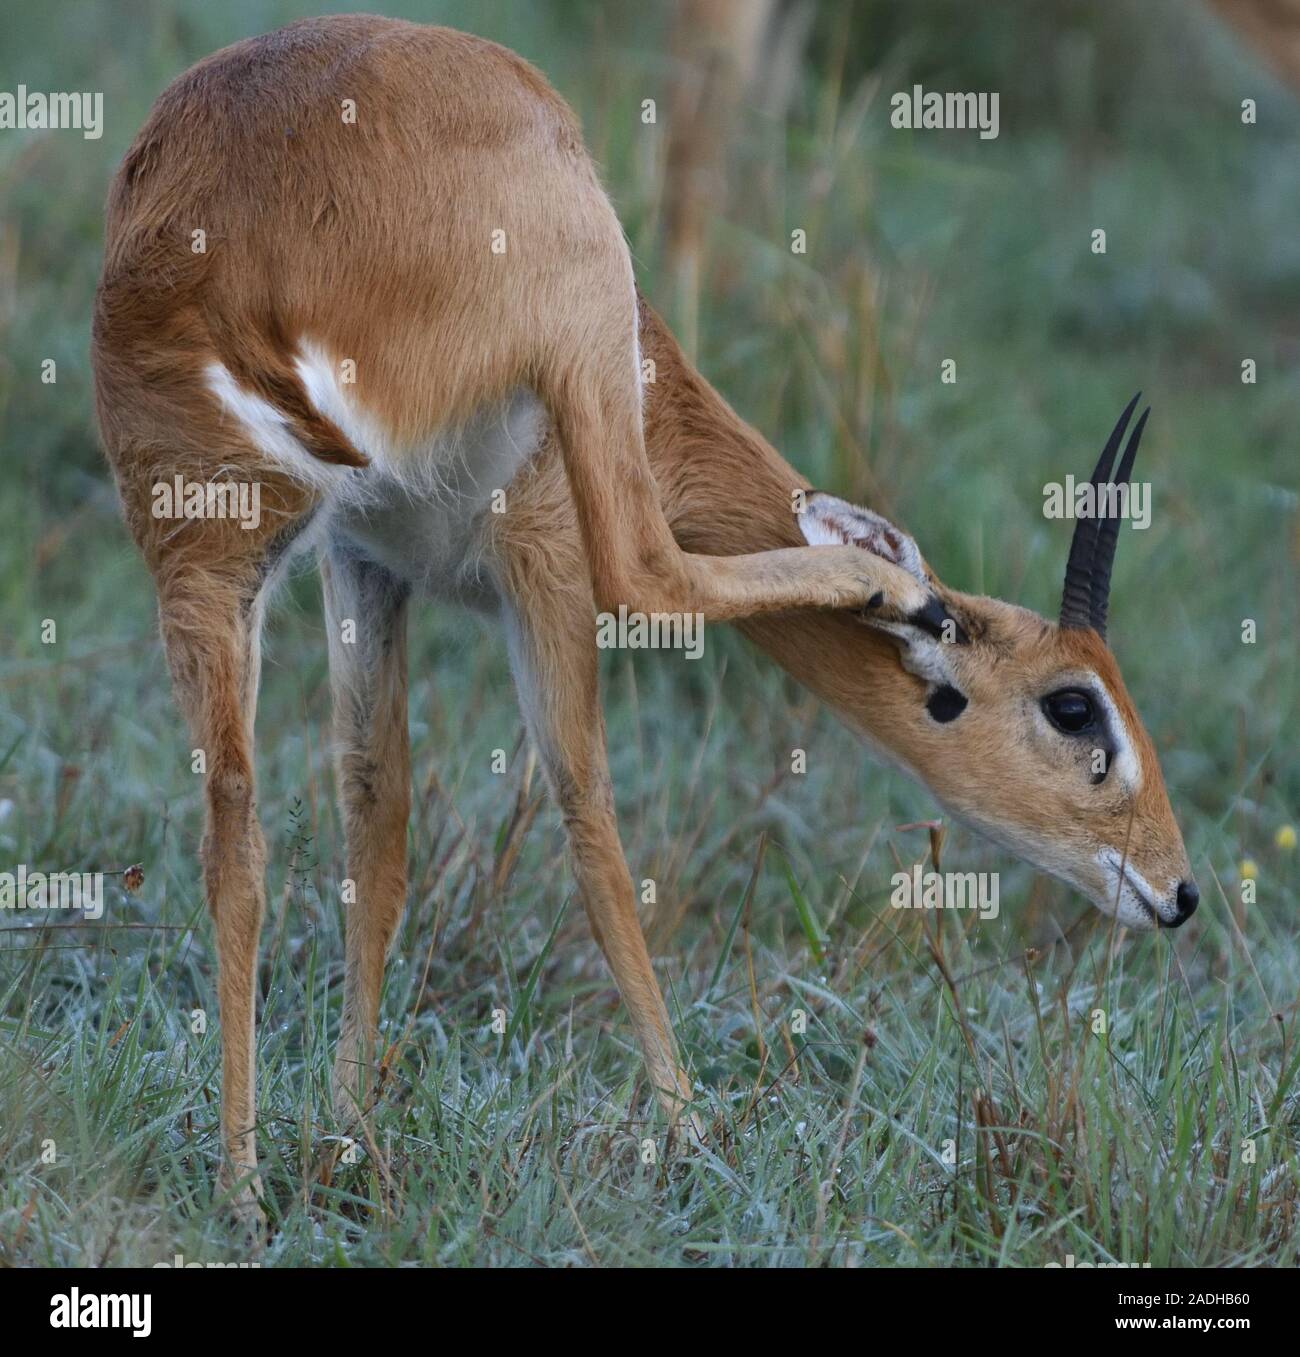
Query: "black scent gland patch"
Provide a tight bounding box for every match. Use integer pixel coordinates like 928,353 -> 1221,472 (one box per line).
926,684 -> 968,723
909,598 -> 969,645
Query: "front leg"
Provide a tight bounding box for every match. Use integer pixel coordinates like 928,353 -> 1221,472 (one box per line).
496,543 -> 699,1132
321,540 -> 412,1126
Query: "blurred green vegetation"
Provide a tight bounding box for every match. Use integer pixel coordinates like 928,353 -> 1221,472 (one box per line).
0,0 -> 1296,1265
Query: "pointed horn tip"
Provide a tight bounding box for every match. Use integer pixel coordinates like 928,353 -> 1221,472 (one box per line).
1059,393 -> 1147,633
1115,405 -> 1151,481
1126,396 -> 1149,436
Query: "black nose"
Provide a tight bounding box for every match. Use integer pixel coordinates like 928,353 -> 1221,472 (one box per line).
1174,879 -> 1200,924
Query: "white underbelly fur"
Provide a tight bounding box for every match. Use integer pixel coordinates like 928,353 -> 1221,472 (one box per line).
326,389 -> 545,601
205,348 -> 547,602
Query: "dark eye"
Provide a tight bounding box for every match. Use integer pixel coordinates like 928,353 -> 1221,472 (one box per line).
1043,689 -> 1095,735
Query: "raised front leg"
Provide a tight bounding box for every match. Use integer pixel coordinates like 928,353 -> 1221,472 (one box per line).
320,541 -> 412,1125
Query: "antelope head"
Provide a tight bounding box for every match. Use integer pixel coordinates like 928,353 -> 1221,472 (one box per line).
800,395 -> 1197,930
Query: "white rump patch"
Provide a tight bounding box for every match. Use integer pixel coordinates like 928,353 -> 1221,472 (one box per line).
208,342 -> 547,603
204,361 -> 345,494
294,340 -> 392,466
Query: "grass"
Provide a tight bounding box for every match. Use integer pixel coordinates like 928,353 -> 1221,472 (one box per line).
0,0 -> 1297,1266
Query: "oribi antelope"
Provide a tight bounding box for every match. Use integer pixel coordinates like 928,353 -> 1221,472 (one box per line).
91,15 -> 1197,1223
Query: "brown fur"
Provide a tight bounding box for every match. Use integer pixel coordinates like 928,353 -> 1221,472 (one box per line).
632,302 -> 1188,899
95,15 -> 924,623
91,16 -> 1191,1225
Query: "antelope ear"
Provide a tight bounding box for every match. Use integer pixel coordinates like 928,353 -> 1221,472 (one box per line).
798,491 -> 928,585
876,608 -> 965,685
799,491 -> 968,683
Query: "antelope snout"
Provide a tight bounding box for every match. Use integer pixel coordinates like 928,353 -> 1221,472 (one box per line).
1171,878 -> 1200,927
1092,848 -> 1196,931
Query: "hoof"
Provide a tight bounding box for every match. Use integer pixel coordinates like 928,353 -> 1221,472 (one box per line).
225,1191 -> 268,1254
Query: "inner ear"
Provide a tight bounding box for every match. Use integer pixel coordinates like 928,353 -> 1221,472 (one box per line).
873,618 -> 962,686
926,683 -> 968,723
798,491 -> 928,585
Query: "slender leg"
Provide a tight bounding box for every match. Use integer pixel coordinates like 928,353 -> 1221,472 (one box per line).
497,553 -> 696,1128
320,540 -> 412,1124
159,570 -> 269,1223
540,292 -> 933,626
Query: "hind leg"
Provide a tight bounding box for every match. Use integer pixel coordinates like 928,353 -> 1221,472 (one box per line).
158,564 -> 272,1224
533,231 -> 935,627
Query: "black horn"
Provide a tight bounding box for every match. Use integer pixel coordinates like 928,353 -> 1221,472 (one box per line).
1089,404 -> 1148,637
1059,392 -> 1146,637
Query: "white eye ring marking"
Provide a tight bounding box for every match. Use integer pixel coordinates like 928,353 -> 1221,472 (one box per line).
1088,680 -> 1141,793
1049,670 -> 1141,793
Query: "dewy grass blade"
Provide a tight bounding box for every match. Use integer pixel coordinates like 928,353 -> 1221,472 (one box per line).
773,843 -> 826,967
503,894 -> 572,1054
